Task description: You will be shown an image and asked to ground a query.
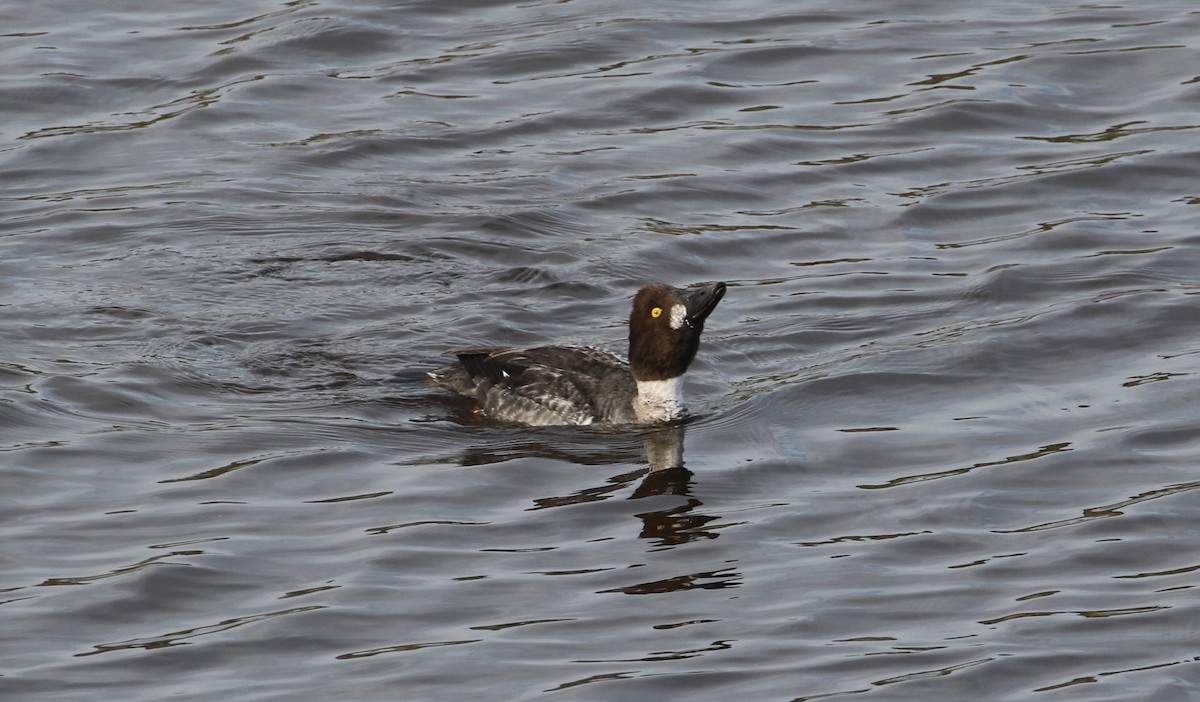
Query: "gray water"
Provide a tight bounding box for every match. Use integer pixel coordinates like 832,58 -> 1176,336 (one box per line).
3,2 -> 1200,700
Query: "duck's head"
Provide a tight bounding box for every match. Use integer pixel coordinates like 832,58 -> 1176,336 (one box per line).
628,282 -> 726,382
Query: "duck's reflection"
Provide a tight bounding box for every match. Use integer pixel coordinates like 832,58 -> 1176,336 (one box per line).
629,424 -> 720,545
441,418 -> 733,593
640,422 -> 685,473
440,407 -> 720,544
492,422 -> 718,546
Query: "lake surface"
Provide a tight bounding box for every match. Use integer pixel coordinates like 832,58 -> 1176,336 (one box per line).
3,1 -> 1200,700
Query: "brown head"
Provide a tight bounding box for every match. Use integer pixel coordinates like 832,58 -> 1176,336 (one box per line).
627,282 -> 726,382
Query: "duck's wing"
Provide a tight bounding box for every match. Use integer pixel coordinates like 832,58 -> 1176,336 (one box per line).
438,347 -> 632,426
459,346 -> 623,377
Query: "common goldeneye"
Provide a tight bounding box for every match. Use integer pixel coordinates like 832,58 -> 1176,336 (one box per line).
429,282 -> 727,426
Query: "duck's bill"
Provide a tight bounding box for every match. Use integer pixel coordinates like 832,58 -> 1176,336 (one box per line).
682,282 -> 727,328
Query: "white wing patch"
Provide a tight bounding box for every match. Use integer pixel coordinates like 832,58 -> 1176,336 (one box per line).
669,303 -> 687,330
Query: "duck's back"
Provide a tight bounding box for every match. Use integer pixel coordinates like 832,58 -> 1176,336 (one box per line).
430,346 -> 637,425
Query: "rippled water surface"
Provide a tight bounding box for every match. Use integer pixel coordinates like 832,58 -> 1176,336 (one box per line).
4,1 -> 1200,700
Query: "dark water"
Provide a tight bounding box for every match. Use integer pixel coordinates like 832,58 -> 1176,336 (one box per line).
4,1 -> 1200,699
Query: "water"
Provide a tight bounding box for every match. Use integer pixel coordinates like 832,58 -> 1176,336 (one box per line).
3,1 -> 1199,699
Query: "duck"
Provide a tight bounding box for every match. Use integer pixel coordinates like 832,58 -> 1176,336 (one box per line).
429,282 -> 726,426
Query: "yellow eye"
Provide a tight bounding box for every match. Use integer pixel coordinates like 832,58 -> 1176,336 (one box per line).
651,307 -> 662,318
